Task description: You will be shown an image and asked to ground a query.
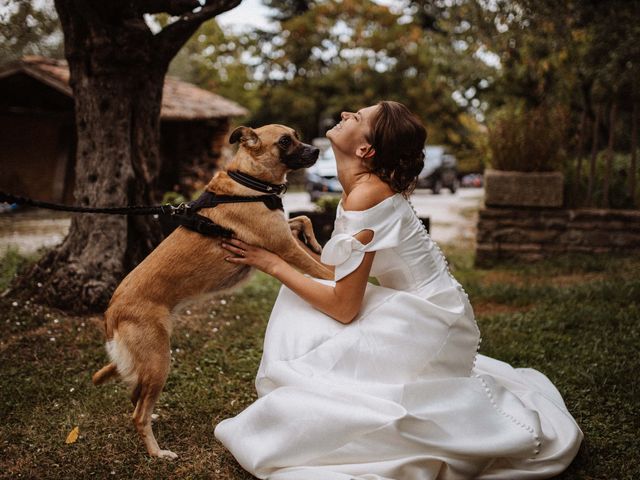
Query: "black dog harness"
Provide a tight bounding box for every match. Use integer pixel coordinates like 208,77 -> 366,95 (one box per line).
0,170 -> 286,239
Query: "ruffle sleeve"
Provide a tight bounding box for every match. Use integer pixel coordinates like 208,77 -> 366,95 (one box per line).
320,196 -> 404,281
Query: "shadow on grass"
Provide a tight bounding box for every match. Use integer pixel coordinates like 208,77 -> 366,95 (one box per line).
1,248 -> 638,479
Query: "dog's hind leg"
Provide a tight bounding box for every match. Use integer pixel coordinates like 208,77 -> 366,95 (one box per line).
131,342 -> 175,459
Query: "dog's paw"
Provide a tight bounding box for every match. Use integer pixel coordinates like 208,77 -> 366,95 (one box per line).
288,222 -> 303,235
156,449 -> 178,460
307,239 -> 322,255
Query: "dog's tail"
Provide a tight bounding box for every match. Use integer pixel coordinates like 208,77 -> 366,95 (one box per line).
92,362 -> 118,385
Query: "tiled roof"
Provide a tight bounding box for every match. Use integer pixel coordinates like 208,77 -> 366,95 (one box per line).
0,56 -> 248,120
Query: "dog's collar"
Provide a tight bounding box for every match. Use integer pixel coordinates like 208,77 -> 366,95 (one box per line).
227,170 -> 288,195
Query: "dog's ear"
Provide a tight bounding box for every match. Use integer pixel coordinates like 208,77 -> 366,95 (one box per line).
229,126 -> 261,150
229,126 -> 245,144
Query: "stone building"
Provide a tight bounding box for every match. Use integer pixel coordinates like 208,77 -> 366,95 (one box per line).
0,56 -> 248,203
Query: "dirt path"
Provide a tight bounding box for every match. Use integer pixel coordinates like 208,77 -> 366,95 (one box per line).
0,210 -> 71,255
405,188 -> 484,246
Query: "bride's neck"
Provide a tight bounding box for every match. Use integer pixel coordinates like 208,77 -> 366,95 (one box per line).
335,152 -> 370,195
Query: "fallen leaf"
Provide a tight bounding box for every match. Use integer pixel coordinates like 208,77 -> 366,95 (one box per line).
65,426 -> 79,444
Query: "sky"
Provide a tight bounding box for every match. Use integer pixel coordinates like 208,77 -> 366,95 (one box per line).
217,0 -> 277,32
0,0 -> 275,33
216,0 -> 404,32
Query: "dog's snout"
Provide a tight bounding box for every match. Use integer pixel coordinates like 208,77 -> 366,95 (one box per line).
300,144 -> 320,165
283,143 -> 320,169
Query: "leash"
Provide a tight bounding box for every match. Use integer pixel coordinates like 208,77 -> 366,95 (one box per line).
0,172 -> 287,239
0,191 -> 178,216
0,191 -> 282,216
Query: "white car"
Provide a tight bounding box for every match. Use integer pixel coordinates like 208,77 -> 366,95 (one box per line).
305,143 -> 343,201
417,146 -> 459,194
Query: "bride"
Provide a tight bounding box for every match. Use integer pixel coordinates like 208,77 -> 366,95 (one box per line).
215,101 -> 582,479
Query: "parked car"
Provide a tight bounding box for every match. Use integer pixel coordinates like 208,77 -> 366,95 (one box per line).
416,146 -> 459,194
461,173 -> 484,188
305,144 -> 343,201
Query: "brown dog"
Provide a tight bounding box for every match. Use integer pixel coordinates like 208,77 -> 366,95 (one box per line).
92,125 -> 333,459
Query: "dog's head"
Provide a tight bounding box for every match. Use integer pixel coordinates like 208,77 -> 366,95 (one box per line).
228,125 -> 319,181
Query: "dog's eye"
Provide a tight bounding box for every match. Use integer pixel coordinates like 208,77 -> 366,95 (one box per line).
279,136 -> 292,148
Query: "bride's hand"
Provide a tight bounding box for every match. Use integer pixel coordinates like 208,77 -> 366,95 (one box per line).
221,238 -> 284,276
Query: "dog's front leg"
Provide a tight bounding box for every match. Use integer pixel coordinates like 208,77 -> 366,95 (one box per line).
275,236 -> 334,280
288,215 -> 322,255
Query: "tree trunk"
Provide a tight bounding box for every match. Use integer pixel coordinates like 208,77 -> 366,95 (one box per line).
603,101 -> 617,208
13,0 -> 241,312
15,2 -> 165,312
587,105 -> 601,206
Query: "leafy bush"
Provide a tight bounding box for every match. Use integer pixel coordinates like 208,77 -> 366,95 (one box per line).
488,103 -> 568,172
313,194 -> 341,214
0,247 -> 39,291
563,151 -> 639,208
161,190 -> 187,206
161,189 -> 204,206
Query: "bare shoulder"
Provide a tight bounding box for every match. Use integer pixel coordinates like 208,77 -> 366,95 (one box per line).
343,181 -> 395,212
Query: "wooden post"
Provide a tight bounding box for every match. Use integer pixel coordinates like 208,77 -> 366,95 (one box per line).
587,105 -> 600,206
575,109 -> 588,203
632,100 -> 638,207
603,102 -> 617,208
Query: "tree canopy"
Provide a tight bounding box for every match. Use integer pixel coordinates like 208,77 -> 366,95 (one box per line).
0,0 -> 63,61
4,0 -> 639,196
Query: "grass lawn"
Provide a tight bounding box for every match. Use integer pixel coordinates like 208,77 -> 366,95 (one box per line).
0,246 -> 638,479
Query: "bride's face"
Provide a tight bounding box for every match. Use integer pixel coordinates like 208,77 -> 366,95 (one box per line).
326,105 -> 379,159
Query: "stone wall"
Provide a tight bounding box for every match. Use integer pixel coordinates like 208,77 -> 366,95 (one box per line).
475,207 -> 640,266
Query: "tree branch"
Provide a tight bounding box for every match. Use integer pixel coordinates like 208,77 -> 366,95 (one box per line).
136,0 -> 201,16
154,0 -> 242,62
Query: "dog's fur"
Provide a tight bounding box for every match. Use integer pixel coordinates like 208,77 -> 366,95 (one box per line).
92,125 -> 333,459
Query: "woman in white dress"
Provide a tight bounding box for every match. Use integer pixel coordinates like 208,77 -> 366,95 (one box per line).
216,101 -> 582,479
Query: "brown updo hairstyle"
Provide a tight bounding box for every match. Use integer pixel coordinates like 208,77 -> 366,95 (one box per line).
364,100 -> 427,197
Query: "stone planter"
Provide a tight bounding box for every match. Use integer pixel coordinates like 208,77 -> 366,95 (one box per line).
484,169 -> 564,208
475,206 -> 640,266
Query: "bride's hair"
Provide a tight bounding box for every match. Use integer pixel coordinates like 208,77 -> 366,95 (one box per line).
364,100 -> 427,197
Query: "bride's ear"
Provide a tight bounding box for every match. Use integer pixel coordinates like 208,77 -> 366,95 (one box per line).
356,144 -> 375,160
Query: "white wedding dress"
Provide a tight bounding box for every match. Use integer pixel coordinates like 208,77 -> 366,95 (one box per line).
215,193 -> 583,480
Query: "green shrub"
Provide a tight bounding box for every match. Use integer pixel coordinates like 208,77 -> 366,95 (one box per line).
488,103 -> 568,172
563,151 -> 639,208
313,194 -> 341,214
161,190 -> 187,206
0,247 -> 39,291
161,189 -> 204,206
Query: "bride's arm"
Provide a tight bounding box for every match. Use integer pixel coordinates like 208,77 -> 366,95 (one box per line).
221,230 -> 374,324
272,229 -> 374,324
